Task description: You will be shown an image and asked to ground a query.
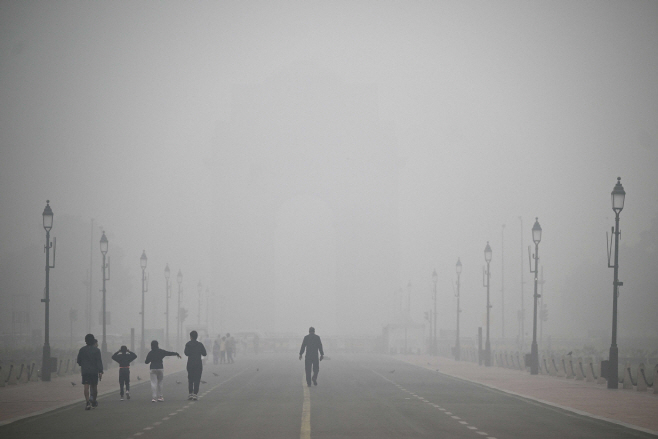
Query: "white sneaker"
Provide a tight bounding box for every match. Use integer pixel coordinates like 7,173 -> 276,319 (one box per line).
188,394 -> 194,400
192,394 -> 198,400
157,397 -> 164,402
151,399 -> 156,403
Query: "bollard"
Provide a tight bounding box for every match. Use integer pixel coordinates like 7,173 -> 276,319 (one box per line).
596,360 -> 606,385
575,357 -> 585,380
0,364 -> 5,387
17,363 -> 28,383
637,363 -> 648,392
564,356 -> 574,379
28,361 -> 38,382
6,363 -> 17,385
623,362 -> 634,390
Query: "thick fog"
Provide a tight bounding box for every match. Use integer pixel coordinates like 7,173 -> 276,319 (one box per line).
1,1 -> 657,349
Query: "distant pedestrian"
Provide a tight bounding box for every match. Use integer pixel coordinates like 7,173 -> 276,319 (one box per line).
226,333 -> 235,363
77,333 -> 104,410
144,340 -> 181,402
220,336 -> 227,364
111,346 -> 137,400
212,337 -> 220,365
299,327 -> 324,387
184,330 -> 207,400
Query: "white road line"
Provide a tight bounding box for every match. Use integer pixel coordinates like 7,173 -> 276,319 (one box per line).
134,433 -> 143,436
153,422 -> 161,425
477,432 -> 488,435
467,426 -> 478,430
162,417 -> 169,421
451,416 -> 460,419
144,427 -> 152,430
300,374 -> 311,439
459,421 -> 468,425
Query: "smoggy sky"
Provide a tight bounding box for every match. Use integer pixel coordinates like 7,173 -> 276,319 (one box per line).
1,1 -> 657,341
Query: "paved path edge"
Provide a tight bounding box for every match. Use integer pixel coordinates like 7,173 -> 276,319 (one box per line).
396,357 -> 658,438
0,368 -> 184,428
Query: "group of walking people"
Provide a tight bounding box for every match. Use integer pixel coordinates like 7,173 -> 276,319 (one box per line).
211,333 -> 236,364
76,330 -> 209,410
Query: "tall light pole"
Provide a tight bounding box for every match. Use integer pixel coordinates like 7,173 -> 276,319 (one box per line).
432,269 -> 438,355
501,224 -> 505,340
100,231 -> 110,365
518,216 -> 525,348
528,218 -> 542,375
140,250 -> 148,356
404,281 -> 411,354
455,258 -> 462,361
483,242 -> 492,367
164,264 -> 171,349
607,177 -> 626,389
197,281 -> 202,326
177,269 -> 183,350
41,201 -> 56,381
205,287 -> 210,333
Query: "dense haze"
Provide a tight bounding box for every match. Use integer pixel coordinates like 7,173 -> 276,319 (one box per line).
1,1 -> 657,349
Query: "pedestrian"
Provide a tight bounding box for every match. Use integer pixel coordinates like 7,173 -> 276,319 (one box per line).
144,340 -> 181,402
212,337 -> 220,365
226,333 -> 235,363
184,330 -> 207,400
77,333 -> 104,410
220,336 -> 227,364
299,327 -> 324,387
111,345 -> 137,400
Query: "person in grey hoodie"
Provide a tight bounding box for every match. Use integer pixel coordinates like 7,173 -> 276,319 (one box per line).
145,340 -> 180,402
184,330 -> 207,400
77,333 -> 104,410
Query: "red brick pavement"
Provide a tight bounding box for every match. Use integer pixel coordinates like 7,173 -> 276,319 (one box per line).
0,360 -> 186,426
400,355 -> 658,435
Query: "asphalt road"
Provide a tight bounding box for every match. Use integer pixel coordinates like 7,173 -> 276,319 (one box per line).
0,354 -> 654,439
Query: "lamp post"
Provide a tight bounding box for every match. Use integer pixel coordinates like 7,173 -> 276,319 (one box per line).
41,200 -> 56,381
164,264 -> 171,349
404,281 -> 411,354
483,242 -> 492,367
100,231 -> 110,365
607,177 -> 626,389
528,218 -> 542,375
205,287 -> 210,332
432,269 -> 438,355
455,258 -> 462,361
177,269 -> 183,350
140,250 -> 148,356
197,281 -> 202,326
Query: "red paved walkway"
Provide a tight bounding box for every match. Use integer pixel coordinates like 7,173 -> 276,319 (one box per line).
400,354 -> 658,435
0,360 -> 186,426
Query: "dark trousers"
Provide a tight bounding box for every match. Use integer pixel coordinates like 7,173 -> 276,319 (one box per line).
119,368 -> 130,395
304,356 -> 319,385
187,367 -> 202,394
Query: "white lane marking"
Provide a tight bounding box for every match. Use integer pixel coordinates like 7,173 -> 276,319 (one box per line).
300,374 -> 311,439
477,432 -> 488,436
468,426 -> 478,430
451,416 -> 461,419
153,422 -> 161,425
488,437 -> 497,439
169,413 -> 176,416
439,408 -> 446,411
162,417 -> 169,421
445,412 -> 452,415
134,434 -> 143,436
459,421 -> 468,425
144,427 -> 152,430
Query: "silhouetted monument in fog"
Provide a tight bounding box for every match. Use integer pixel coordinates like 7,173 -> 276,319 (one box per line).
211,62 -> 401,335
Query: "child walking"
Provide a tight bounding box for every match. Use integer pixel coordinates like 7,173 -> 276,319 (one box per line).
144,340 -> 180,402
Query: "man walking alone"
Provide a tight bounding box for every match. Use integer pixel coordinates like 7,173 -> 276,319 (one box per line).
184,330 -> 207,400
77,333 -> 103,410
299,327 -> 324,387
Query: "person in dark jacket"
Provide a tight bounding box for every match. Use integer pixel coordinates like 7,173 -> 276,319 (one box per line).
77,333 -> 104,410
111,345 -> 137,400
184,330 -> 207,400
299,327 -> 324,387
145,340 -> 180,402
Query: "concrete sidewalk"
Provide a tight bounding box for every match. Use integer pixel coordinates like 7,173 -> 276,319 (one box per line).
399,354 -> 658,435
0,359 -> 187,426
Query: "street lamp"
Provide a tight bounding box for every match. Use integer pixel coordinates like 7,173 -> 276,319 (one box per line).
40,201 -> 56,381
100,231 -> 110,366
177,269 -> 183,349
528,218 -> 542,375
432,269 -> 438,355
197,281 -> 202,326
140,250 -> 148,356
404,281 -> 411,354
483,242 -> 492,367
455,258 -> 462,361
607,177 -> 626,389
164,264 -> 171,349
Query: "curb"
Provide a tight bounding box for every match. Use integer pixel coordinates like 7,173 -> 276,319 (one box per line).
398,357 -> 658,437
0,367 -> 187,428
